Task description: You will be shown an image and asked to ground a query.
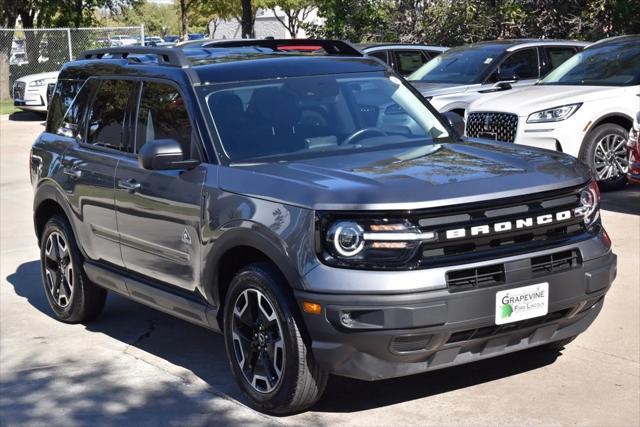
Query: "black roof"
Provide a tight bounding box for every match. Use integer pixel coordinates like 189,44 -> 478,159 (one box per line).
64,41 -> 386,85
587,34 -> 640,49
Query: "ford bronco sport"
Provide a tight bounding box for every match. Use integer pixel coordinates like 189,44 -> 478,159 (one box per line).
31,39 -> 617,414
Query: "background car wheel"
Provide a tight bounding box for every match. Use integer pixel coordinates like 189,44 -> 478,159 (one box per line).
223,262 -> 328,415
40,215 -> 107,323
580,123 -> 629,191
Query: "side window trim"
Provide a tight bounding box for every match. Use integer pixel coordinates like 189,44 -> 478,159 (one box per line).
133,78 -> 205,162
79,77 -> 138,158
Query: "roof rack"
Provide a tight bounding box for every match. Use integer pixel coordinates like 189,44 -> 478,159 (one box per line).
200,39 -> 363,56
79,47 -> 191,67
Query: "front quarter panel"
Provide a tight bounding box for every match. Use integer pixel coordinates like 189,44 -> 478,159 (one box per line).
200,167 -> 317,306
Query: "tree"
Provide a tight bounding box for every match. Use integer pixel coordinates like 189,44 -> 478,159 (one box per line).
0,0 -> 20,101
111,2 -> 180,37
241,0 -> 253,38
264,0 -> 315,37
305,0 -> 392,41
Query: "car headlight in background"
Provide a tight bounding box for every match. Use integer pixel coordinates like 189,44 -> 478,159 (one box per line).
28,79 -> 48,87
319,216 -> 436,269
574,180 -> 600,228
526,103 -> 582,123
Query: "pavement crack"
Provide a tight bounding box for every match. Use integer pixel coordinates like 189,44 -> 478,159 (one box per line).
575,344 -> 640,365
131,319 -> 157,346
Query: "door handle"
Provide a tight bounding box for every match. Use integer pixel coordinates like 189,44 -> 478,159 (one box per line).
62,167 -> 82,179
118,178 -> 141,193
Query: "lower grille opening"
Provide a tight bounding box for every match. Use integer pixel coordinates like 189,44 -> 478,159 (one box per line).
531,250 -> 582,277
447,308 -> 573,344
390,333 -> 433,353
446,263 -> 505,291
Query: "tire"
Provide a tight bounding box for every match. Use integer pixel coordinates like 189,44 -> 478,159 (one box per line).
39,215 -> 107,323
580,123 -> 629,191
223,262 -> 328,415
543,335 -> 577,351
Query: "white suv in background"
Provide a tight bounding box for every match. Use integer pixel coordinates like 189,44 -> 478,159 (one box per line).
407,39 -> 587,118
12,71 -> 59,113
466,35 -> 640,190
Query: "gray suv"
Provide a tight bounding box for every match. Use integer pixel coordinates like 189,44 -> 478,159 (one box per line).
31,40 -> 616,414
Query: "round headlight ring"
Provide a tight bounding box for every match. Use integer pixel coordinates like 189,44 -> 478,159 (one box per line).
328,221 -> 364,257
579,185 -> 599,225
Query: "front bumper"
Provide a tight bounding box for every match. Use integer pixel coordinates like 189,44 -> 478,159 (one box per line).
296,250 -> 616,381
509,116 -> 586,158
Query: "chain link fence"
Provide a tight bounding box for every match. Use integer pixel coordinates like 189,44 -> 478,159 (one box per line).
1,26 -> 143,101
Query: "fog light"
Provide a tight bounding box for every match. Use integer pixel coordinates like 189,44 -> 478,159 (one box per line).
340,311 -> 353,326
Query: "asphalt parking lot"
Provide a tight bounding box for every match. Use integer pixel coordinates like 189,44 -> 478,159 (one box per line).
1,112 -> 638,426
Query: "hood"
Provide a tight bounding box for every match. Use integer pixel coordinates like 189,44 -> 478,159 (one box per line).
18,71 -> 59,83
219,141 -> 590,211
468,84 -> 626,115
409,81 -> 472,97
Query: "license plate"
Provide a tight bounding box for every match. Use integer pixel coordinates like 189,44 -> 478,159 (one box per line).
495,283 -> 549,325
479,132 -> 497,140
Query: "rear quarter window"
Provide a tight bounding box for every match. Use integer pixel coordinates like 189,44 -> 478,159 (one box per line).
46,80 -> 84,134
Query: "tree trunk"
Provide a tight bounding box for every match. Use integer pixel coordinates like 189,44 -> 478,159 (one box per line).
179,0 -> 189,41
1,1 -> 18,101
241,0 -> 253,38
0,30 -> 14,102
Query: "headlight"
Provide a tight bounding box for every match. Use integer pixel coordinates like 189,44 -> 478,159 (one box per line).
28,79 -> 48,87
574,180 -> 600,227
526,103 -> 582,123
319,216 -> 436,269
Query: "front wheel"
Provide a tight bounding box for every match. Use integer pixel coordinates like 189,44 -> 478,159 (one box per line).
580,124 -> 629,191
223,263 -> 328,414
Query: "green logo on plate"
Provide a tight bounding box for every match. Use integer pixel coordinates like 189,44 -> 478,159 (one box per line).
501,303 -> 513,319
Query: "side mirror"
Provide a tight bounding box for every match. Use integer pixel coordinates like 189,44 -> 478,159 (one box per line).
443,111 -> 465,135
138,139 -> 199,170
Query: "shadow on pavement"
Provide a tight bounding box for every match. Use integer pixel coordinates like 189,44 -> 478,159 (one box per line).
600,185 -> 640,216
8,110 -> 45,122
6,260 -> 561,419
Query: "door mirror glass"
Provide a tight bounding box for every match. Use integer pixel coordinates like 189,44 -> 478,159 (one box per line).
138,138 -> 200,170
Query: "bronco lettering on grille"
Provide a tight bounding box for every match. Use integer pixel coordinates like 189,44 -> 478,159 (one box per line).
445,210 -> 573,240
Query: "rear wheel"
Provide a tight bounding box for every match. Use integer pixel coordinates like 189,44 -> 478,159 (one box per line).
40,215 -> 107,323
223,263 -> 328,414
580,124 -> 629,191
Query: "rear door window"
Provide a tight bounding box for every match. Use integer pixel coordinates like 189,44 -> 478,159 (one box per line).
498,48 -> 540,80
394,50 -> 430,76
543,47 -> 579,75
85,79 -> 136,152
46,80 -> 84,135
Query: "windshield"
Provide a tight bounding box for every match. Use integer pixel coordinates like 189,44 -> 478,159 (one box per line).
540,41 -> 640,86
408,46 -> 505,84
207,73 -> 450,162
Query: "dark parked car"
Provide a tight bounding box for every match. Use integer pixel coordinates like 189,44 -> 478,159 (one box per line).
32,39 -> 616,414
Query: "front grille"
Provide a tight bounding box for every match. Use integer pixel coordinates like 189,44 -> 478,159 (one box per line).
416,187 -> 588,267
466,112 -> 519,143
447,308 -> 572,344
13,81 -> 25,100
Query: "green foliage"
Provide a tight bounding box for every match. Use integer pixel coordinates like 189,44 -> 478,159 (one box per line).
109,2 -> 179,36
304,0 -> 393,42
